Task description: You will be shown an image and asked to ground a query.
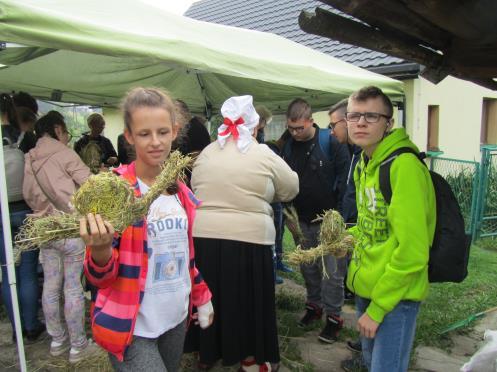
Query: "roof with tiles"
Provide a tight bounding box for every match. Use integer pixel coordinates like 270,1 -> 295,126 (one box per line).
185,0 -> 407,70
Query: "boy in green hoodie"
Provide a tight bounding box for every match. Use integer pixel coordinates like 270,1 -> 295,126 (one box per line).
343,86 -> 436,372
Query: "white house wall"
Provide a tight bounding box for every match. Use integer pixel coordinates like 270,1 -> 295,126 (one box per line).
405,76 -> 497,162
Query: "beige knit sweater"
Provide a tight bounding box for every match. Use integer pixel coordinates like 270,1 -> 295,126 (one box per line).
191,138 -> 298,245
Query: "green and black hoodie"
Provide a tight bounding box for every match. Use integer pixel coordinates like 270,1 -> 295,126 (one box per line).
347,128 -> 436,323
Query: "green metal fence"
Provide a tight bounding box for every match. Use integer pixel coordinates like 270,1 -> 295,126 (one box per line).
428,156 -> 480,236
474,146 -> 497,238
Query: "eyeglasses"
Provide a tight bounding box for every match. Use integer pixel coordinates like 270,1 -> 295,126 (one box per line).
345,112 -> 391,123
328,119 -> 345,130
286,125 -> 306,134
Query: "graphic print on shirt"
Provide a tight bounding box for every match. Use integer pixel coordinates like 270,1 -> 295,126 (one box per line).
134,179 -> 191,337
357,185 -> 389,251
146,197 -> 189,294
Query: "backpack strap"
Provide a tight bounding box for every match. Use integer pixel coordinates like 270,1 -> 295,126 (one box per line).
379,147 -> 426,204
318,129 -> 331,161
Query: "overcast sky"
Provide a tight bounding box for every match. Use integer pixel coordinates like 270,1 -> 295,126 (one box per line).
139,0 -> 197,15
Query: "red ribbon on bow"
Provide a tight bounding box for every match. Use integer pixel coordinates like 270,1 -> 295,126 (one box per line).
219,117 -> 245,140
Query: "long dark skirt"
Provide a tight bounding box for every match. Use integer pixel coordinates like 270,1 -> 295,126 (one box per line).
184,237 -> 280,366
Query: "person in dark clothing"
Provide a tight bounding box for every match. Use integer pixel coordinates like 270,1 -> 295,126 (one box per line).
16,106 -> 38,154
329,99 -> 365,365
329,99 -> 362,224
179,116 -> 211,155
117,132 -> 136,165
173,98 -> 211,186
281,98 -> 350,344
74,113 -> 117,167
13,91 -> 38,115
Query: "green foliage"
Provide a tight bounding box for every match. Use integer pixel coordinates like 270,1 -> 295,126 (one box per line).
281,229 -> 306,286
276,289 -> 316,371
444,169 -> 477,230
475,237 -> 497,252
415,245 -> 497,349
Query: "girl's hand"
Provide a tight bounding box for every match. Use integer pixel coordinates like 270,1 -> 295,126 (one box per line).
80,213 -> 114,266
195,301 -> 214,329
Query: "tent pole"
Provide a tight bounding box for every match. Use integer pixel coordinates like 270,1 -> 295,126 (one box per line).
0,140 -> 28,372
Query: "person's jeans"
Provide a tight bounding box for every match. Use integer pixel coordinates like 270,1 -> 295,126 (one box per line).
299,220 -> 346,316
356,296 -> 420,372
40,238 -> 86,348
0,207 -> 42,332
271,203 -> 284,261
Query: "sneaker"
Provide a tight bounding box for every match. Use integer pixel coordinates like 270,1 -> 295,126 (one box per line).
69,340 -> 101,364
50,338 -> 71,357
341,356 -> 367,372
298,303 -> 323,328
347,339 -> 362,353
318,314 -> 343,343
276,260 -> 293,273
275,275 -> 284,285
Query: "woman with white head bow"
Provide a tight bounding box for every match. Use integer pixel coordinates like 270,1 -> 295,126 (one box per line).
185,96 -> 299,371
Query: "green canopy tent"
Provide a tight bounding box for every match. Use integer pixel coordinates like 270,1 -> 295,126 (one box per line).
0,1 -> 403,370
0,0 -> 403,114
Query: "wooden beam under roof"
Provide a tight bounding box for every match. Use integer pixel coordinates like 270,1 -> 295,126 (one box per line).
318,0 -> 451,50
298,7 -> 443,68
404,0 -> 497,43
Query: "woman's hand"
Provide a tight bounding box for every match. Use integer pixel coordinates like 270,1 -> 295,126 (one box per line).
80,213 -> 114,266
195,301 -> 214,329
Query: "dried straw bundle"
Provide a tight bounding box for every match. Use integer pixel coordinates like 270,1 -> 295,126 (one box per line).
15,151 -> 191,257
283,205 -> 306,245
287,210 -> 355,275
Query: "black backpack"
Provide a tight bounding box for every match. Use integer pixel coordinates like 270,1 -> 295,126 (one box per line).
378,147 -> 471,283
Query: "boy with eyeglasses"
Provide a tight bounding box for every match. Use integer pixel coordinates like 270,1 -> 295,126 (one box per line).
281,98 -> 350,344
342,86 -> 436,372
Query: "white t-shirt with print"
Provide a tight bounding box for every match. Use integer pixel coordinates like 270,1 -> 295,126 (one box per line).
133,179 -> 191,338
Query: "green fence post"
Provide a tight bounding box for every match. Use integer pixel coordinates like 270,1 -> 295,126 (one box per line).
475,147 -> 491,239
470,161 -> 480,241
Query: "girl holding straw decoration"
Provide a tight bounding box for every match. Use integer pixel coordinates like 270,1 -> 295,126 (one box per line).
23,111 -> 96,362
184,95 -> 298,371
80,87 -> 213,371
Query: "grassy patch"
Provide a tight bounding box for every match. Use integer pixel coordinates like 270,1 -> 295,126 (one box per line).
475,237 -> 497,252
415,245 -> 497,349
276,288 -> 316,371
282,226 -> 497,353
280,229 -> 305,286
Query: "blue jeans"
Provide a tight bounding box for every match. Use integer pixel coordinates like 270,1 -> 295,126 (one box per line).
271,203 -> 284,260
0,207 -> 42,332
356,296 -> 420,372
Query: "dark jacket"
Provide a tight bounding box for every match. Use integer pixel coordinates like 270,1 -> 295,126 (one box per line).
117,133 -> 136,165
341,144 -> 362,225
74,133 -> 117,165
282,125 -> 350,222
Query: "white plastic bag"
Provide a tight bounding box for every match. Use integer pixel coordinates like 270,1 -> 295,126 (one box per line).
461,330 -> 497,372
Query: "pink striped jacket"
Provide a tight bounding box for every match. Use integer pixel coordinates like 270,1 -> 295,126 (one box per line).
84,162 -> 212,361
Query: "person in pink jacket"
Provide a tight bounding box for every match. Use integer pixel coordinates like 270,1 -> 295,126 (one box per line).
23,111 -> 97,363
80,87 -> 213,371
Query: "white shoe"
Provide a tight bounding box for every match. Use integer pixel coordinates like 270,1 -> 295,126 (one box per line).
50,338 -> 70,357
69,339 -> 101,364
